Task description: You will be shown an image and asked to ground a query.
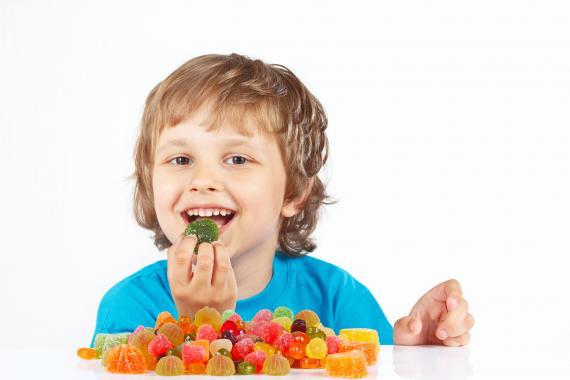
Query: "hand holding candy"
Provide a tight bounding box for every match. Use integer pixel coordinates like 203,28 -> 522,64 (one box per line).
393,279 -> 474,346
166,232 -> 238,318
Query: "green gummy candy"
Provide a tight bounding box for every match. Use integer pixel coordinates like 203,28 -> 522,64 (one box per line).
93,333 -> 129,358
221,309 -> 236,323
273,306 -> 294,320
184,219 -> 220,253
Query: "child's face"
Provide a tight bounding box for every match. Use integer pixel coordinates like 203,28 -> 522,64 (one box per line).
152,104 -> 296,259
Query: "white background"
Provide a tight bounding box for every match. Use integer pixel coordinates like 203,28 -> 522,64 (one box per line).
1,0 -> 569,360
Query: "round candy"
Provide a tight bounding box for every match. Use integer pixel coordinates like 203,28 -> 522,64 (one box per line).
184,219 -> 220,252
306,326 -> 327,341
273,306 -> 294,320
194,306 -> 222,331
209,339 -> 233,356
306,337 -> 327,359
295,310 -> 320,327
221,309 -> 236,323
106,344 -> 146,374
237,361 -> 256,375
290,319 -> 307,333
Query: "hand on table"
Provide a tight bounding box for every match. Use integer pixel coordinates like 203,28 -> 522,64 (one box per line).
166,233 -> 238,318
393,279 -> 474,346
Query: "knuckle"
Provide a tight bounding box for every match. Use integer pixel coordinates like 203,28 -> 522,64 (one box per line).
217,263 -> 231,274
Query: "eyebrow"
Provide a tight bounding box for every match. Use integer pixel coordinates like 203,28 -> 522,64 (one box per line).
156,137 -> 254,155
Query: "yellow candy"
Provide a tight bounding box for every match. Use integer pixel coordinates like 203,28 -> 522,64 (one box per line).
339,328 -> 380,351
326,349 -> 367,378
272,316 -> 293,331
305,337 -> 327,359
254,342 -> 277,355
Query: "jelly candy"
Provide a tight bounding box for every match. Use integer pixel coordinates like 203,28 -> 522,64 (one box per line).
184,219 -> 220,252
220,320 -> 239,336
338,341 -> 378,365
272,316 -> 293,331
227,312 -> 243,324
262,353 -> 291,375
105,344 -> 146,374
93,333 -> 129,358
325,349 -> 367,378
148,334 -> 173,358
157,322 -> 185,347
287,342 -> 306,360
292,331 -> 310,346
189,339 -> 210,359
196,323 -> 217,342
155,311 -> 177,330
206,354 -> 236,375
295,310 -> 320,327
209,339 -> 233,356
290,318 -> 307,333
306,337 -> 328,359
130,330 -> 158,369
273,306 -> 294,320
254,341 -> 276,356
258,321 -> 282,344
253,309 -> 273,323
237,361 -> 256,375
231,337 -> 254,360
177,315 -> 196,336
221,309 -> 236,323
182,343 -> 208,364
76,347 -> 96,360
326,335 -> 341,354
339,328 -> 380,350
274,331 -> 293,354
194,306 -> 222,331
317,323 -> 336,337
221,330 -> 237,345
306,326 -> 327,341
187,361 -> 207,374
300,357 -> 320,369
244,350 -> 266,373
216,348 -> 232,358
155,355 -> 184,376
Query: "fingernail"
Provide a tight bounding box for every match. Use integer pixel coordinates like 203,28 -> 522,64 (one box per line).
437,329 -> 448,340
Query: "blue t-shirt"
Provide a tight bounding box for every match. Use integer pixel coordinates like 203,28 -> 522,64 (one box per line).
90,251 -> 394,346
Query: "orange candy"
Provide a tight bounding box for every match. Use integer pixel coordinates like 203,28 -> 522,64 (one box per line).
338,341 -> 378,365
287,342 -> 306,360
186,361 -> 207,374
105,344 -> 147,374
177,315 -> 196,336
325,349 -> 367,378
155,311 -> 177,330
300,357 -> 320,369
76,347 -> 96,360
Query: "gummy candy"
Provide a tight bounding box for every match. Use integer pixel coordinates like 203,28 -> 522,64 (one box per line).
129,330 -> 157,369
148,334 -> 173,358
295,310 -> 320,327
93,333 -> 129,358
254,341 -> 276,356
105,344 -> 146,374
287,342 -> 306,360
237,361 -> 256,375
262,353 -> 291,375
258,321 -> 282,344
253,309 -> 273,323
221,309 -> 235,323
157,322 -> 185,347
306,337 -> 327,359
184,219 -> 220,252
194,306 -> 222,331
155,355 -> 184,376
196,324 -> 218,342
155,311 -> 177,330
244,350 -> 266,373
76,347 -> 96,360
227,312 -> 243,324
292,331 -> 311,346
326,335 -> 341,354
325,349 -> 367,378
209,339 -> 233,356
272,316 -> 293,331
216,348 -> 232,358
221,330 -> 237,345
206,354 -> 236,376
339,328 -> 380,350
177,315 -> 196,336
300,357 -> 320,369
290,318 -> 307,333
274,331 -> 293,354
231,337 -> 254,360
338,341 -> 378,365
182,343 -> 208,364
220,320 -> 239,336
189,339 -> 210,358
187,361 -> 207,374
306,326 -> 327,341
273,306 -> 294,320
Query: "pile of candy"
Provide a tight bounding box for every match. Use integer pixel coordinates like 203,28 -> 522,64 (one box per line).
77,306 -> 380,377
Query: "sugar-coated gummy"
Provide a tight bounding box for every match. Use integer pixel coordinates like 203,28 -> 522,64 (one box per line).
244,350 -> 267,373
339,328 -> 380,350
221,309 -> 235,323
182,343 -> 207,364
196,324 -> 218,342
253,309 -> 273,323
338,340 -> 379,365
205,354 -> 236,376
155,355 -> 184,376
325,349 -> 367,378
326,335 -> 341,354
148,334 -> 173,358
184,219 -> 220,251
105,344 -> 147,374
258,321 -> 282,344
93,333 -> 129,358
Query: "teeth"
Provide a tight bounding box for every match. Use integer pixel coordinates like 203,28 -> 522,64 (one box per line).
213,210 -> 220,216
185,208 -> 234,217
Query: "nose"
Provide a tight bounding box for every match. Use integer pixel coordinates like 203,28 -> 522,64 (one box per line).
187,163 -> 224,193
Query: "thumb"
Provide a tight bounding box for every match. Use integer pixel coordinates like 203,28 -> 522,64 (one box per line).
393,314 -> 423,345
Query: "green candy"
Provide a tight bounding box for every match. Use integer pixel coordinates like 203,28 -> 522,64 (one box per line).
221,309 -> 236,323
306,326 -> 327,341
273,306 -> 294,320
184,219 -> 220,253
237,361 -> 256,375
93,333 -> 129,358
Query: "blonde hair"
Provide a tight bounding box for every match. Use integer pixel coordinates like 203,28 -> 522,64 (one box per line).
132,53 -> 335,256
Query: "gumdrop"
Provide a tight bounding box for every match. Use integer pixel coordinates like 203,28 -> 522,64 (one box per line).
274,331 -> 293,354
93,333 -> 129,358
148,333 -> 173,358
290,318 -> 307,333
190,339 -> 210,357
155,355 -> 184,376
196,323 -> 217,342
272,316 -> 293,332
157,322 -> 185,347
325,349 -> 367,378
209,339 -> 233,356
273,306 -> 294,320
155,311 -> 177,330
105,344 -> 146,374
258,322 -> 282,344
182,343 -> 207,364
262,352 -> 290,375
227,312 -> 243,324
244,350 -> 266,373
206,354 -> 236,376
220,320 -> 239,336
237,361 -> 256,375
76,347 -> 96,360
326,335 -> 341,354
231,337 -> 254,360
221,309 -> 236,323
253,309 -> 273,323
306,337 -> 327,359
194,306 -> 222,331
295,310 -> 320,328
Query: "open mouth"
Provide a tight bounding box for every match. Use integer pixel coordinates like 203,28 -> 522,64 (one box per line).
181,210 -> 236,230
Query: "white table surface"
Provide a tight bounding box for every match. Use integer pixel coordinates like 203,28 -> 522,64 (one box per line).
3,344 -> 569,379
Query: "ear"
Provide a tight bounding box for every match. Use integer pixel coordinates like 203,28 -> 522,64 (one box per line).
281,178 -> 314,218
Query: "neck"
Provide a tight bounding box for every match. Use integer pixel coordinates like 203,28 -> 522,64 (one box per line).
231,241 -> 276,300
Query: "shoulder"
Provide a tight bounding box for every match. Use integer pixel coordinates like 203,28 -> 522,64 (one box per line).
100,260 -> 167,304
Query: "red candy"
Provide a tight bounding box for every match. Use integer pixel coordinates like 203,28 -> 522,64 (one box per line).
231,337 -> 255,360
196,324 -> 217,342
147,333 -> 173,358
326,336 -> 341,354
274,331 -> 293,354
258,322 -> 282,345
182,344 -> 207,364
244,350 -> 267,373
253,309 -> 273,323
220,320 -> 239,336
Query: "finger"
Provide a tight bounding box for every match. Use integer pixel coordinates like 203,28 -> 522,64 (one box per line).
436,299 -> 470,339
443,279 -> 463,311
191,242 -> 215,288
211,242 -> 234,289
167,233 -> 196,288
166,233 -> 184,283
442,332 -> 471,347
393,314 -> 423,345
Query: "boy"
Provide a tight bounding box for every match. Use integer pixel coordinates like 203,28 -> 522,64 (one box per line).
91,53 -> 474,347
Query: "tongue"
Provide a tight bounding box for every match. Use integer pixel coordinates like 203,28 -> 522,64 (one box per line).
196,215 -> 230,226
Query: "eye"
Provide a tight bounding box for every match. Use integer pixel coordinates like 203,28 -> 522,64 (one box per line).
169,156 -> 191,165
224,155 -> 249,165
